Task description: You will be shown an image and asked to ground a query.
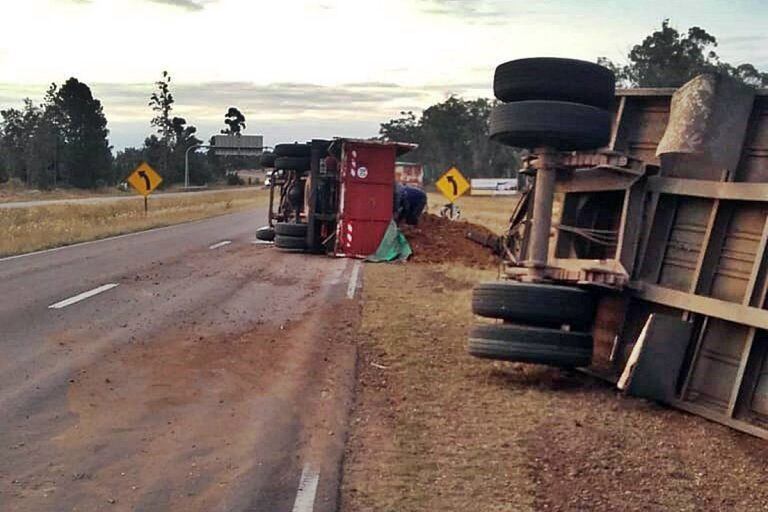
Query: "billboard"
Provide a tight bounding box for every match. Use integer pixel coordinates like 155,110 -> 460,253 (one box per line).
394,162 -> 424,187
211,135 -> 264,156
470,178 -> 518,196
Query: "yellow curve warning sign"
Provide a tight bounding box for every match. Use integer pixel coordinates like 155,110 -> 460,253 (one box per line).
435,166 -> 470,203
126,162 -> 163,197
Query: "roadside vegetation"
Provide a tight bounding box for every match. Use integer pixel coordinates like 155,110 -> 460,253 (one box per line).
0,71 -> 254,192
0,180 -> 124,203
0,188 -> 268,257
342,245 -> 768,512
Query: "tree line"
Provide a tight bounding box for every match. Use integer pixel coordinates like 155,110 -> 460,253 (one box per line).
380,21 -> 767,182
0,79 -> 112,189
0,71 -> 251,189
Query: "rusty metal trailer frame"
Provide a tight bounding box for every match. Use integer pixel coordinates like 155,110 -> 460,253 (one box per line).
510,84 -> 768,438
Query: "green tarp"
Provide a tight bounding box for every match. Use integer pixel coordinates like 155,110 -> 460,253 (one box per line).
366,220 -> 412,262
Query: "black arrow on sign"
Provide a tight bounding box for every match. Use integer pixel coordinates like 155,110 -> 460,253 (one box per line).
138,170 -> 151,191
446,175 -> 458,196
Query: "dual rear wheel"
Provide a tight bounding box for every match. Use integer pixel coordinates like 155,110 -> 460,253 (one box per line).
468,282 -> 596,368
273,222 -> 308,251
490,58 -> 615,151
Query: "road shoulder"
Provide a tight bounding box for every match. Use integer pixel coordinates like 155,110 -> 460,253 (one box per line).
341,262 -> 768,511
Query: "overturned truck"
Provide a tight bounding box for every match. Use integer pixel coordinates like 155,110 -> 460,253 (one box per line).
470,58 -> 768,438
257,139 -> 416,257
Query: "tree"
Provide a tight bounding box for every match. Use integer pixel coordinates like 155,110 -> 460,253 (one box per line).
169,116 -> 202,183
24,120 -> 59,190
49,78 -> 113,187
379,111 -> 420,145
0,103 -> 34,182
149,71 -> 174,175
599,20 -> 768,87
113,146 -> 145,182
222,107 -> 246,135
380,97 -> 520,182
0,99 -> 57,188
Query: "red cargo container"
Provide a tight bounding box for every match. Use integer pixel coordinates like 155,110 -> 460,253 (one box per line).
335,140 -> 415,258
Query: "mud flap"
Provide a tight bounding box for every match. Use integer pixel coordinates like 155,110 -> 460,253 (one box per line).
618,314 -> 693,402
656,74 -> 755,180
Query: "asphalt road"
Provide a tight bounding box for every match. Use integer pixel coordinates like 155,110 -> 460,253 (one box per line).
0,209 -> 361,511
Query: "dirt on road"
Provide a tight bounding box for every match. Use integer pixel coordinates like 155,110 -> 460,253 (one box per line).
1,243 -> 359,512
341,262 -> 768,511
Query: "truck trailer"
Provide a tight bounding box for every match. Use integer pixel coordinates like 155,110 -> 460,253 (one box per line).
469,57 -> 768,439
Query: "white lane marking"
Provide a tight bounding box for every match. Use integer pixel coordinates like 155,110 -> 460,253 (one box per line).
291,464 -> 320,512
48,283 -> 119,310
251,240 -> 273,245
326,260 -> 350,286
347,260 -> 362,299
208,240 -> 232,250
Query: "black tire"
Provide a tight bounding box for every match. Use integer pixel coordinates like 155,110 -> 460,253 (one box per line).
489,101 -> 611,151
275,222 -> 308,237
255,226 -> 275,241
274,143 -> 311,157
275,234 -> 307,251
494,58 -> 615,109
468,324 -> 593,367
260,152 -> 276,168
275,156 -> 311,171
472,281 -> 595,328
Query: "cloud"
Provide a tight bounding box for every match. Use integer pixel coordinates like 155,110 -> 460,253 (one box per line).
65,0 -> 217,10
720,35 -> 768,44
147,0 -> 214,11
0,80 -> 489,148
417,0 -> 528,25
80,81 -> 484,120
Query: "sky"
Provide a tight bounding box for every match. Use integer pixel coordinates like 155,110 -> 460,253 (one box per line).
1,0 -> 767,150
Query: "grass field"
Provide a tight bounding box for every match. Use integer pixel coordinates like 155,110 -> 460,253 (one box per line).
0,188 -> 268,257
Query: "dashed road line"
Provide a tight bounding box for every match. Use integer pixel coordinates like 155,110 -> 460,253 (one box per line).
48,283 -> 120,310
291,464 -> 320,512
347,260 -> 362,299
208,240 -> 233,250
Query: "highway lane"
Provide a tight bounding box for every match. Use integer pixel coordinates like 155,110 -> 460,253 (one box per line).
0,209 -> 360,511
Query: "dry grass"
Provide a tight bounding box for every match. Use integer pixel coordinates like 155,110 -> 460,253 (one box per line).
427,193 -> 520,234
1,188 -> 268,256
342,262 -> 768,511
343,263 -> 536,512
0,183 -> 126,203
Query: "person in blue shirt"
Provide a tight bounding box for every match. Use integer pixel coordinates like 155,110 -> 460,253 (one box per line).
394,183 -> 427,225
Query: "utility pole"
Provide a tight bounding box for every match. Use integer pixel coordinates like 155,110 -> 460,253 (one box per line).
184,144 -> 209,188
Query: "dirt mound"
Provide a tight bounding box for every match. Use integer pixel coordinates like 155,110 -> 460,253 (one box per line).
401,213 -> 500,268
